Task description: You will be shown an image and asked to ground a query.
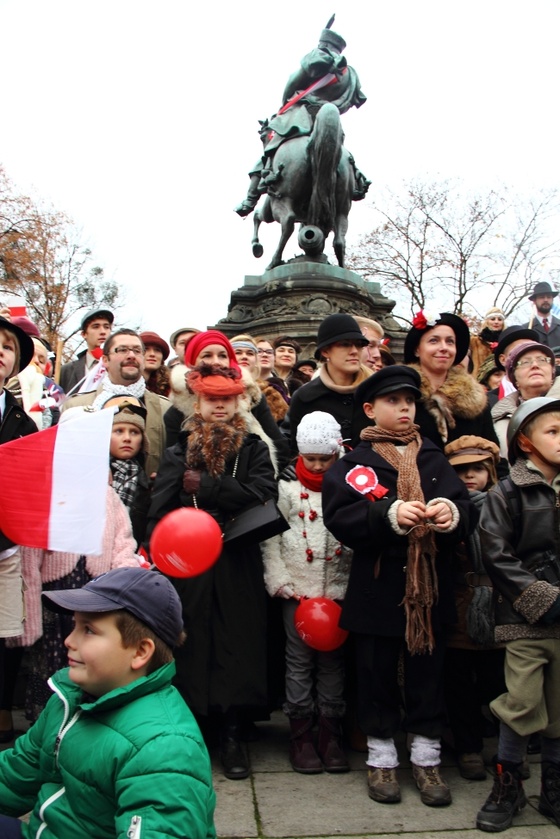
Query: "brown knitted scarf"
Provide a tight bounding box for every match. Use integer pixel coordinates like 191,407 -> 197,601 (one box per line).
185,413 -> 247,478
360,424 -> 438,654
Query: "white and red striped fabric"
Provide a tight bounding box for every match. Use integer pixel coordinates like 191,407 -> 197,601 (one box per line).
0,408 -> 113,554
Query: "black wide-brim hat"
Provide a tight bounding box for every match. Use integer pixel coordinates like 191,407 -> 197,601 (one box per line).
355,365 -> 422,404
493,325 -> 539,371
529,281 -> 558,301
403,313 -> 470,365
0,317 -> 34,374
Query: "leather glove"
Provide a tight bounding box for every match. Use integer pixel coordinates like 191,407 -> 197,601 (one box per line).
183,469 -> 202,494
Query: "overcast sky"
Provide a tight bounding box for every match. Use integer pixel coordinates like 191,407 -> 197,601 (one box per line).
2,0 -> 559,344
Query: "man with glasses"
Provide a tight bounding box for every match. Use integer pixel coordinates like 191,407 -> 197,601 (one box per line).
63,329 -> 169,476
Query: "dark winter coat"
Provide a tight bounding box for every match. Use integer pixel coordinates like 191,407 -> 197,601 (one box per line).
146,432 -> 278,716
480,457 -> 560,642
282,375 -> 372,455
59,350 -> 87,393
0,389 -> 38,552
520,316 -> 560,348
322,439 -> 476,636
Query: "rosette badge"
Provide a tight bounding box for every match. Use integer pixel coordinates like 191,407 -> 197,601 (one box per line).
412,310 -> 438,330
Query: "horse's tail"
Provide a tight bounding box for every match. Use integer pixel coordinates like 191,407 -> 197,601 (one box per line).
307,102 -> 343,235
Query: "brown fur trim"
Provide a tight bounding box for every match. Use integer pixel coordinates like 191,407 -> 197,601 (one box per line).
513,580 -> 559,623
408,363 -> 488,443
260,382 -> 289,422
184,413 -> 247,478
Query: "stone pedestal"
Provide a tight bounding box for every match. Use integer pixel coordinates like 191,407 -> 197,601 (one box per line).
212,260 -> 405,359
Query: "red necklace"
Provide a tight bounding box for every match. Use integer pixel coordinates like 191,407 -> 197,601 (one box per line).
298,487 -> 343,563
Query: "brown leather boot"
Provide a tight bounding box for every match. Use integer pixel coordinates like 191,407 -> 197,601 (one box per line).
317,715 -> 350,773
289,717 -> 323,774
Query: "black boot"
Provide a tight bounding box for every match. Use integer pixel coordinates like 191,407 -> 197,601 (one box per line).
288,717 -> 323,774
476,762 -> 526,832
316,715 -> 350,773
220,724 -> 249,780
539,760 -> 560,826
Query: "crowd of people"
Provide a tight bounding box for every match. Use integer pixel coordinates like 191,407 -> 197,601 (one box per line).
0,280 -> 560,835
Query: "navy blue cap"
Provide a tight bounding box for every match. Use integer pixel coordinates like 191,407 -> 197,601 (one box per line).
43,567 -> 183,649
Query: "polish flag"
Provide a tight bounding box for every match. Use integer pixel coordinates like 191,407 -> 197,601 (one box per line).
0,408 -> 114,554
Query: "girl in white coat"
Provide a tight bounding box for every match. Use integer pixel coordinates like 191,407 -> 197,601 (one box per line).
262,411 -> 351,775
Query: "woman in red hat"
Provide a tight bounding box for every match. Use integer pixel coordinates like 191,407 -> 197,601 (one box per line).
165,330 -> 290,472
140,331 -> 171,397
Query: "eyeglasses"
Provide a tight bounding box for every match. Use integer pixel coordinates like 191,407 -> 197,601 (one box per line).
111,346 -> 145,356
515,355 -> 552,369
257,349 -> 274,355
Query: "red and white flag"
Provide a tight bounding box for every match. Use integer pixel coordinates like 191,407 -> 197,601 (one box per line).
0,408 -> 114,554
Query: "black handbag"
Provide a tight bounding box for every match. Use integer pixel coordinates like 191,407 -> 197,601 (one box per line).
223,498 -> 289,547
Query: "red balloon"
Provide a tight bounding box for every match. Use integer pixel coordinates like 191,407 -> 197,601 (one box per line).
294,597 -> 349,652
150,508 -> 222,578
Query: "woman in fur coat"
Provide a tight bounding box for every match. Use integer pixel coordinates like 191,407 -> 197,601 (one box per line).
146,365 -> 278,781
404,311 -> 501,456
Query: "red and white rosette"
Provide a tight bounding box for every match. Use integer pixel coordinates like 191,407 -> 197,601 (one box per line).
345,465 -> 388,500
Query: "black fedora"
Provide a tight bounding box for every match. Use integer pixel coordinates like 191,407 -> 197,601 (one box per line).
493,325 -> 539,371
314,314 -> 368,360
529,281 -> 558,301
403,312 -> 470,365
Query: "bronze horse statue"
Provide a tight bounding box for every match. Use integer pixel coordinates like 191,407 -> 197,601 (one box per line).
250,103 -> 356,271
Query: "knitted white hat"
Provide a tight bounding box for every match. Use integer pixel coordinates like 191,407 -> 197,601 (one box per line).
296,411 -> 343,455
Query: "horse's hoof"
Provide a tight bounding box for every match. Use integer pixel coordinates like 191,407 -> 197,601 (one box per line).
252,243 -> 264,258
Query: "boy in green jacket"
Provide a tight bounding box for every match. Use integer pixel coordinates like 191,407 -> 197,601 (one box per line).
0,567 -> 216,839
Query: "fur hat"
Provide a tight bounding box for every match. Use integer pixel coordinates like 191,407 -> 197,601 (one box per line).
504,341 -> 555,387
404,311 -> 470,365
296,411 -> 343,455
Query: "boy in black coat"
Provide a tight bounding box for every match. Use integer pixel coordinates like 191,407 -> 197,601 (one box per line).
323,366 -> 476,808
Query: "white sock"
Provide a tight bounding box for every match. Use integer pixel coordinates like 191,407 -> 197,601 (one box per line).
410,734 -> 441,766
366,736 -> 399,769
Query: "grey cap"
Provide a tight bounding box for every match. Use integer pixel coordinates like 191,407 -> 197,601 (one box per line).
80,308 -> 114,331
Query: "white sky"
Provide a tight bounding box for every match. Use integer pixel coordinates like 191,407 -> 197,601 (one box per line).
2,0 -> 559,344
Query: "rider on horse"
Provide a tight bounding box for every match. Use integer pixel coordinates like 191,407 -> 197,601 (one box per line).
235,21 -> 370,217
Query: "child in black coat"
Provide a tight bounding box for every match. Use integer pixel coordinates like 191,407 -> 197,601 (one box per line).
323,366 -> 476,808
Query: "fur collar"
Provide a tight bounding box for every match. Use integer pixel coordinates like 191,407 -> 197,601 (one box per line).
408,363 -> 489,444
185,413 -> 247,478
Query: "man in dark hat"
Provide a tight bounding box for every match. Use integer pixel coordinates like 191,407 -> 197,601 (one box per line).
521,281 -> 560,347
59,307 -> 114,393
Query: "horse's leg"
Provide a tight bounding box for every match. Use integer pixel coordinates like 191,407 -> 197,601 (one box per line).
333,154 -> 353,268
252,196 -> 272,258
266,199 -> 296,270
333,214 -> 349,268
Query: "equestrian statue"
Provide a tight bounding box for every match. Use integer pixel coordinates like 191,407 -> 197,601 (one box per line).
235,16 -> 370,271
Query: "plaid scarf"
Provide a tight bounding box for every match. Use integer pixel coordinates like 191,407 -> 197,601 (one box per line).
110,458 -> 140,508
361,424 -> 438,655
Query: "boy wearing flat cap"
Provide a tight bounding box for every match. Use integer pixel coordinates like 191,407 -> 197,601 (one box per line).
0,567 -> 216,839
323,366 -> 476,809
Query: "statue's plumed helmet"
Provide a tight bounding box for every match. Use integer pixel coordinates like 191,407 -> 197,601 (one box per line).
319,29 -> 346,52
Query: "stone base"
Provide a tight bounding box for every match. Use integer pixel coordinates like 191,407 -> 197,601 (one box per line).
212,261 -> 405,359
